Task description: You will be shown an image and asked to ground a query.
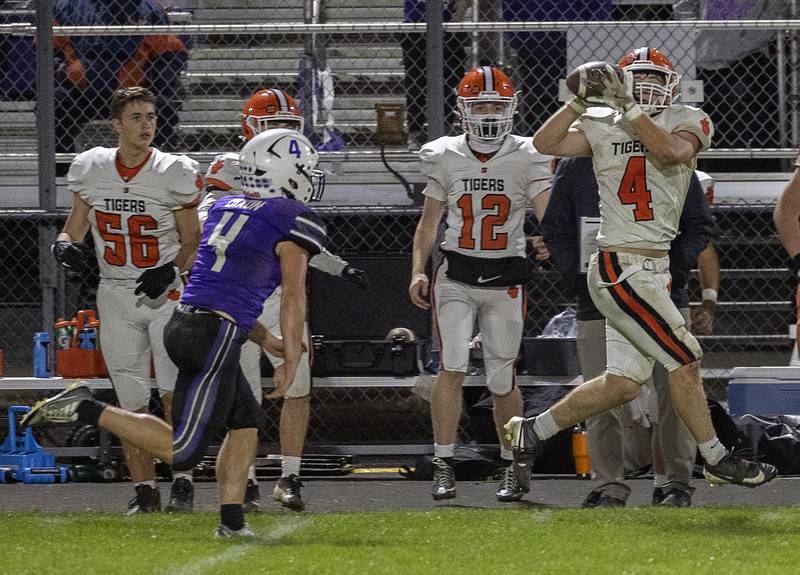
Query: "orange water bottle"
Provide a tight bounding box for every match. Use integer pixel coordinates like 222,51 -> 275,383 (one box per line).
572,424 -> 591,479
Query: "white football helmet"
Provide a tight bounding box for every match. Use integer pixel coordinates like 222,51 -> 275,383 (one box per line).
238,128 -> 324,203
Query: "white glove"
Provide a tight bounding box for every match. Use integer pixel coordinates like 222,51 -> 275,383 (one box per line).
596,65 -> 635,111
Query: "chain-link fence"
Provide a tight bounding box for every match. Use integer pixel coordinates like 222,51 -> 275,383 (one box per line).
2,1 -> 800,156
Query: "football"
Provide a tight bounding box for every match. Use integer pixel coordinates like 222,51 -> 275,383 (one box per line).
565,61 -> 625,101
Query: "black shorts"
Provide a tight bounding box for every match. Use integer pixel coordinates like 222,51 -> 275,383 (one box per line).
164,306 -> 265,471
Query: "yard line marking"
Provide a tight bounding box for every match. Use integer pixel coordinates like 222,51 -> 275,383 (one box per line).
165,517 -> 310,575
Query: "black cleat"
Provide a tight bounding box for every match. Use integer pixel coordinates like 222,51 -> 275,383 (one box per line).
659,488 -> 692,508
273,474 -> 305,511
165,478 -> 194,513
243,479 -> 261,513
20,382 -> 94,427
430,457 -> 456,501
581,489 -> 625,508
703,453 -> 778,488
126,484 -> 161,515
496,464 -> 526,502
504,416 -> 546,493
651,486 -> 665,505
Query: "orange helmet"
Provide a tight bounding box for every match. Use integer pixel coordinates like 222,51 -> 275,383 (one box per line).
618,47 -> 680,112
240,88 -> 303,141
456,66 -> 518,144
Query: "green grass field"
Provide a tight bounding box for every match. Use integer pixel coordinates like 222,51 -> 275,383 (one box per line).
1,507 -> 798,574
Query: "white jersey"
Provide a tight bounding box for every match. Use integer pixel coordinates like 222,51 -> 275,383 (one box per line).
199,154 -> 347,277
575,104 -> 713,251
68,146 -> 201,281
420,134 -> 551,259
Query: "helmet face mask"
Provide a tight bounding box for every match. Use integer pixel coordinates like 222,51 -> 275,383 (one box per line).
240,89 -> 304,141
456,66 -> 518,145
618,47 -> 680,113
238,128 -> 324,204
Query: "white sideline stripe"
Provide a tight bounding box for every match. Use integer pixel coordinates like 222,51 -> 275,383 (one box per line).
165,517 -> 310,575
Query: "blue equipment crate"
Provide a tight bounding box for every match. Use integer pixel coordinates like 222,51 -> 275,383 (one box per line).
0,405 -> 70,484
727,367 -> 800,416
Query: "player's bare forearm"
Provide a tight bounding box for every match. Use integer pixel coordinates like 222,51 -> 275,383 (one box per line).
60,195 -> 92,242
775,169 -> 800,257
276,241 -> 309,364
629,115 -> 698,165
697,242 -> 720,292
532,106 -> 590,157
411,197 -> 445,277
173,206 -> 201,272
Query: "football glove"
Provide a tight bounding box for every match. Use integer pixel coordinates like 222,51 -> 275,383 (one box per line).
134,261 -> 178,299
51,240 -> 89,271
341,265 -> 368,289
595,65 -> 636,112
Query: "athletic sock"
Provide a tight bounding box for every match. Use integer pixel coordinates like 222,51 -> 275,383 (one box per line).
173,472 -> 193,483
500,447 -> 513,462
135,480 -> 156,489
654,474 -> 667,489
282,456 -> 301,478
220,503 -> 245,531
434,443 -> 455,459
247,465 -> 258,483
532,409 -> 561,441
76,399 -> 108,427
698,437 -> 726,466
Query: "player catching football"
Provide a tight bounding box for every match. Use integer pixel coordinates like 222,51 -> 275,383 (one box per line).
409,66 -> 552,502
505,47 -> 777,493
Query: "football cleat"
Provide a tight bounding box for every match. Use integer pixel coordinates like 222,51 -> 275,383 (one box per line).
659,488 -> 692,508
495,464 -> 526,502
273,474 -> 305,511
430,457 -> 456,501
20,382 -> 94,427
703,453 -> 777,488
243,479 -> 261,513
126,484 -> 161,515
165,477 -> 194,513
215,523 -> 256,538
504,416 -> 546,493
581,489 -> 625,508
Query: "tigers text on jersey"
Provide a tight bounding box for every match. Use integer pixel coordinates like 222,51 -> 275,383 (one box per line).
182,195 -> 327,331
574,104 -> 713,251
420,134 -> 551,259
67,147 -> 201,281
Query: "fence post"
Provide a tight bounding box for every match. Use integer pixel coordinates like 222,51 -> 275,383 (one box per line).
36,0 -> 57,335
425,0 -> 445,140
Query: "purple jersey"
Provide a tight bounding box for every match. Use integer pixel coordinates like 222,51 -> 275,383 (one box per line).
182,195 -> 326,331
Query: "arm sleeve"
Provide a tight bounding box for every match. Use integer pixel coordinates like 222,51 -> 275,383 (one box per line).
168,156 -> 202,210
540,159 -> 582,297
67,150 -> 93,201
422,177 -> 447,201
527,150 -> 553,199
287,209 -> 328,257
309,248 -> 349,276
673,107 -> 714,152
419,141 -> 448,196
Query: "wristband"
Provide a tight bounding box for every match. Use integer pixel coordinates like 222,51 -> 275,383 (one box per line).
701,288 -> 718,303
567,97 -> 587,115
623,103 -> 644,122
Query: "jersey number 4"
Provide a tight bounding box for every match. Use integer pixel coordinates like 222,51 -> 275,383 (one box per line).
617,157 -> 654,222
456,194 -> 510,250
96,211 -> 159,267
208,212 -> 249,272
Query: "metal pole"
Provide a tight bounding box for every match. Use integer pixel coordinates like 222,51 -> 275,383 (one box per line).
790,0 -> 799,147
778,31 -> 788,148
36,0 -> 57,334
302,0 -> 315,137
471,0 -> 479,68
426,0 -> 446,139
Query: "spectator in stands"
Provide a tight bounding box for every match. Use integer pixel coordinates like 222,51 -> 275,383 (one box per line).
539,157 -> 715,507
402,0 -> 469,150
501,1 -> 612,136
674,0 -> 790,148
53,0 -> 188,153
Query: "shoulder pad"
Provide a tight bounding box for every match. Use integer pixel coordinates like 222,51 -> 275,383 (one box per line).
418,136 -> 454,164
204,152 -> 240,192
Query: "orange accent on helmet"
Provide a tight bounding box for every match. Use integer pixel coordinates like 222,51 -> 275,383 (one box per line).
240,88 -> 303,141
618,47 -> 675,72
457,66 -> 515,99
456,66 -> 518,144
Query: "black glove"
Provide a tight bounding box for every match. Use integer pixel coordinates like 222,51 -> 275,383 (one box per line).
134,261 -> 177,299
51,240 -> 89,271
790,253 -> 800,279
341,265 -> 368,289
